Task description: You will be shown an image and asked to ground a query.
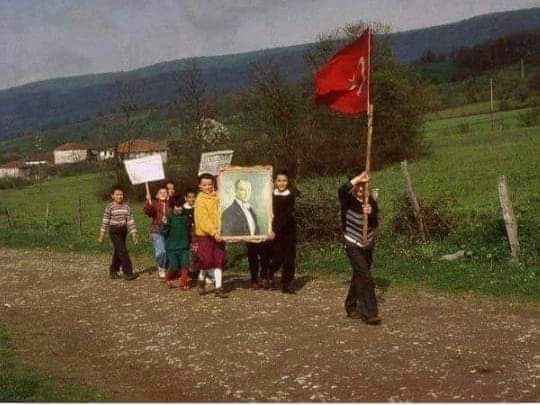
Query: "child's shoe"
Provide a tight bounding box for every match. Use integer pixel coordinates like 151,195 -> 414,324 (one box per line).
158,267 -> 166,279
123,273 -> 139,281
109,270 -> 121,280
198,279 -> 206,295
214,288 -> 229,298
365,316 -> 382,325
281,284 -> 295,294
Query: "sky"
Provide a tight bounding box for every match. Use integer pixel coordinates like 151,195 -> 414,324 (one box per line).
1,0 -> 539,90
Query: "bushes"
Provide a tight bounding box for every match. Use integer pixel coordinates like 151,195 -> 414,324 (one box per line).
0,177 -> 33,190
392,193 -> 456,242
518,106 -> 540,127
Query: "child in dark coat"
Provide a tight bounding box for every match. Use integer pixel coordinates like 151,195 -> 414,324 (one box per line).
268,170 -> 298,294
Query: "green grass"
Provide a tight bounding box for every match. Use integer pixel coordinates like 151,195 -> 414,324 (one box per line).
0,106 -> 539,300
0,322 -> 104,401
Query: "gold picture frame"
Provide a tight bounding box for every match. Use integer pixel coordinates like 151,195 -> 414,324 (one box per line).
217,165 -> 273,243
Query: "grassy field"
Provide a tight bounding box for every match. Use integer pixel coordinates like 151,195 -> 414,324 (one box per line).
0,106 -> 538,299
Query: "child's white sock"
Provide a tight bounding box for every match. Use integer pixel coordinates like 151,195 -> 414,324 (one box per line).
198,270 -> 207,281
214,268 -> 223,289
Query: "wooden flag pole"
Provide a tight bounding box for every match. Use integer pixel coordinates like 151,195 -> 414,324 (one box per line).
362,24 -> 373,243
362,103 -> 374,242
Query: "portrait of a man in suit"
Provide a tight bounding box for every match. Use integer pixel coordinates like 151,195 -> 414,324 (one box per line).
221,179 -> 260,236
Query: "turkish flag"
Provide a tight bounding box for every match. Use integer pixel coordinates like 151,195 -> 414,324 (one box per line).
315,28 -> 371,115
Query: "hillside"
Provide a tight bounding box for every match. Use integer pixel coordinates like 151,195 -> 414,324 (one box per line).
1,7 -> 540,138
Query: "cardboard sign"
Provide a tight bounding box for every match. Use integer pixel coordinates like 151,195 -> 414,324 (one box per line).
124,154 -> 165,185
198,150 -> 234,176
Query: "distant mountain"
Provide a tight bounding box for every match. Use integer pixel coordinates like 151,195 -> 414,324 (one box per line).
1,7 -> 539,139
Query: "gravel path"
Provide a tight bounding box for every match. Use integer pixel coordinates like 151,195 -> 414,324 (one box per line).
1,247 -> 538,401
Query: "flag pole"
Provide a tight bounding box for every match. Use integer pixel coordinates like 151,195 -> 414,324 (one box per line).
362,24 -> 373,243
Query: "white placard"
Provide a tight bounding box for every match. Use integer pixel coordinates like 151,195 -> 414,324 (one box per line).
124,154 -> 165,185
198,150 -> 234,176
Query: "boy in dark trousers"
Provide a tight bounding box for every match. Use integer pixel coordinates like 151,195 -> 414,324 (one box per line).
161,202 -> 191,289
182,188 -> 198,285
268,170 -> 298,294
98,185 -> 139,281
338,171 -> 380,325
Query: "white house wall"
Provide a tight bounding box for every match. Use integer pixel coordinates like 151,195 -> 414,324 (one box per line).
54,150 -> 88,165
0,168 -> 25,178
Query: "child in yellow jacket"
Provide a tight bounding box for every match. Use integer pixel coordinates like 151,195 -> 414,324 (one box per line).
194,173 -> 228,298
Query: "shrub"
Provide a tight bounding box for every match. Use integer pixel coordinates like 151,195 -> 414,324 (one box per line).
518,107 -> 540,127
458,122 -> 470,134
0,177 -> 33,190
392,193 -> 456,242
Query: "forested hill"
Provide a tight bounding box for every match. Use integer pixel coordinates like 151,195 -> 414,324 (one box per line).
1,7 -> 540,138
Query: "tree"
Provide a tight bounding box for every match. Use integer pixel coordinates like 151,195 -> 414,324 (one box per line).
238,21 -> 429,177
115,74 -> 145,136
171,58 -> 214,168
302,21 -> 429,173
241,58 -> 306,177
420,49 -> 437,64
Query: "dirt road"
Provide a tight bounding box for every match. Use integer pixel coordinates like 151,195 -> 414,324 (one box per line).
0,247 -> 538,401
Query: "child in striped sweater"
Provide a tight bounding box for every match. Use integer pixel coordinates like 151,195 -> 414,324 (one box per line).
338,171 -> 380,325
98,185 -> 139,281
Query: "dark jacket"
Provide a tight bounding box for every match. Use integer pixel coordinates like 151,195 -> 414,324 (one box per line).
272,190 -> 297,238
144,199 -> 170,234
221,200 -> 260,237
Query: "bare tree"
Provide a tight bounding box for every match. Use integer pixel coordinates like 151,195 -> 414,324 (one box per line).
172,58 -> 214,167
115,74 -> 145,138
242,57 -> 305,176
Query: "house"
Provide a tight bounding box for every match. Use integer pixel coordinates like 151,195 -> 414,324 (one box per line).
0,161 -> 31,179
53,143 -> 89,165
97,148 -> 115,161
25,152 -> 53,167
116,139 -> 168,163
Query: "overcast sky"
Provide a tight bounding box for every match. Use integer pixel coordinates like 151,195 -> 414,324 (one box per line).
0,0 -> 538,89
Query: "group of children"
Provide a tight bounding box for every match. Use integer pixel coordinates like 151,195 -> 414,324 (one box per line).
99,168 -> 381,324
99,170 -> 299,300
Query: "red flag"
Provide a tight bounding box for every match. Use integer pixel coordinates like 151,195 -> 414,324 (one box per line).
315,28 -> 371,115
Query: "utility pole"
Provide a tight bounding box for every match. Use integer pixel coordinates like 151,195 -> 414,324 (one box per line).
490,78 -> 494,128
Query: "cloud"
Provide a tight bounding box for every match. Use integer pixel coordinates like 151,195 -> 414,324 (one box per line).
0,0 -> 539,89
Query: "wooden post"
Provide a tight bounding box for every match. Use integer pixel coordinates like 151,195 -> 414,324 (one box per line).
5,207 -> 13,229
490,78 -> 494,129
78,197 -> 83,238
520,59 -> 524,81
145,182 -> 150,199
401,160 -> 428,242
362,103 -> 374,242
497,175 -> 520,259
45,203 -> 50,234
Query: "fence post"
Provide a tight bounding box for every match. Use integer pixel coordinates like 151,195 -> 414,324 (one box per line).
497,175 -> 520,259
45,203 -> 50,234
78,197 -> 83,238
401,160 -> 428,242
5,207 -> 13,229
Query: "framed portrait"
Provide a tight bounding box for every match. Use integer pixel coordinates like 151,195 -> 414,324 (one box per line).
217,165 -> 273,242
